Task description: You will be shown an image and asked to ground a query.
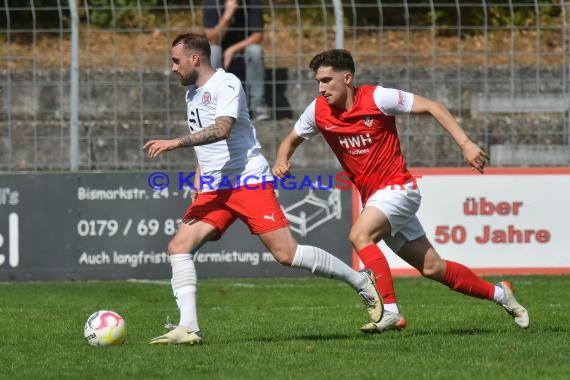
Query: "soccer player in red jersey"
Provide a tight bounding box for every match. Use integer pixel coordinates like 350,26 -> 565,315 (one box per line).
273,49 -> 529,333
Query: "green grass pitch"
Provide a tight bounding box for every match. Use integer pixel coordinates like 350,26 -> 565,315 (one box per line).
1,276 -> 568,380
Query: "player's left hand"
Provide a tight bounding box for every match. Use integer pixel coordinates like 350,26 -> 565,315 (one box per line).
143,139 -> 179,158
462,141 -> 489,173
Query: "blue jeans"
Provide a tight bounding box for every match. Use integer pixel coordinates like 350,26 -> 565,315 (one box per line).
210,44 -> 266,110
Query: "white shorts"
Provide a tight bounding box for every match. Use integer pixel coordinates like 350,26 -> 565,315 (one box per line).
365,181 -> 425,253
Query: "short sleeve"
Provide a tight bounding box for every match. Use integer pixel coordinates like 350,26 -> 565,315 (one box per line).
203,0 -> 220,28
373,86 -> 414,115
246,0 -> 264,32
294,100 -> 319,139
215,78 -> 242,119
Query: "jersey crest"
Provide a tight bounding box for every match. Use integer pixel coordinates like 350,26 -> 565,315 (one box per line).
314,85 -> 413,204
363,115 -> 374,127
202,92 -> 212,105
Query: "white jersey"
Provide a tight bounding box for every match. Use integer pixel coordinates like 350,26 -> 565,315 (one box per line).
185,69 -> 271,191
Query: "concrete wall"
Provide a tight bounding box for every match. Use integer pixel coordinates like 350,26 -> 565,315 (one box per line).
1,65 -> 568,170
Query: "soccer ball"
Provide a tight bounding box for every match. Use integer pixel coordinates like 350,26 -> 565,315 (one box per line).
84,310 -> 126,346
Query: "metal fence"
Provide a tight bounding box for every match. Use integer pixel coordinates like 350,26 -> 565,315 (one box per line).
1,1 -> 569,171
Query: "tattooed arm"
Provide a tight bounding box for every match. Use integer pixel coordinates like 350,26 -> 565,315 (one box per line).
143,116 -> 235,158
177,116 -> 234,147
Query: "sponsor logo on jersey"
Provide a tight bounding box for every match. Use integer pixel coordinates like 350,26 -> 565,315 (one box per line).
398,90 -> 405,106
202,92 -> 212,105
363,116 -> 373,127
338,133 -> 372,155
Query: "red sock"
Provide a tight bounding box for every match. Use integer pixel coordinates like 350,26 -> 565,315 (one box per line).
357,244 -> 397,304
442,260 -> 494,300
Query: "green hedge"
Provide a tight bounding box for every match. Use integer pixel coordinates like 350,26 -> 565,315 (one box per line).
83,0 -> 159,28
2,0 -> 159,30
1,0 -> 563,31
347,0 -> 562,31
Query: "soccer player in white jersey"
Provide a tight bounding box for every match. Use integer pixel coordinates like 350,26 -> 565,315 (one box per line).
273,49 -> 530,333
142,34 -> 382,345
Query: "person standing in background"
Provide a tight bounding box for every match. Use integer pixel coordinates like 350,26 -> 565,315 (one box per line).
203,0 -> 270,121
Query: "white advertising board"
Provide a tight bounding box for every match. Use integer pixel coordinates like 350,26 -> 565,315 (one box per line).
354,168 -> 570,276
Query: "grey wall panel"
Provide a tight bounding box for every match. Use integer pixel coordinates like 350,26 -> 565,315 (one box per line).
0,170 -> 353,281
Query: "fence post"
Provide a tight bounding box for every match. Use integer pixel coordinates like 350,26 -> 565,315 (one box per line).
332,0 -> 344,48
68,0 -> 79,171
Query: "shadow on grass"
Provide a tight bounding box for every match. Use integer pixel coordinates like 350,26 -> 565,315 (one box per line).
236,332 -> 357,344
365,327 -> 498,338
445,328 -> 497,335
236,327 -> 507,344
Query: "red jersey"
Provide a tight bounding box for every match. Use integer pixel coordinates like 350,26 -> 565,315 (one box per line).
295,85 -> 414,204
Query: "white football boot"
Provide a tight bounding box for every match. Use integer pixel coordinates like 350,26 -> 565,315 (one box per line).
360,310 -> 407,334
149,326 -> 203,345
497,281 -> 530,328
358,269 -> 384,323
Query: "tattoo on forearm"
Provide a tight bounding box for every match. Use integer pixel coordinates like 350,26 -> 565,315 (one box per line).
177,117 -> 234,147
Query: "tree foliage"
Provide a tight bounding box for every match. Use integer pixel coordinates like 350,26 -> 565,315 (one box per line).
1,1 -> 563,31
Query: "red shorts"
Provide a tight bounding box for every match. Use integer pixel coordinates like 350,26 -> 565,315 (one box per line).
182,184 -> 289,238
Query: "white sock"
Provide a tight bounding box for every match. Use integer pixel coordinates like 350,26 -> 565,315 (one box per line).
384,303 -> 399,314
170,253 -> 199,331
291,245 -> 367,291
493,285 -> 505,304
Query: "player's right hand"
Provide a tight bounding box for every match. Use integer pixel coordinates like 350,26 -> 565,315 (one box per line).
272,159 -> 291,179
143,139 -> 179,158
